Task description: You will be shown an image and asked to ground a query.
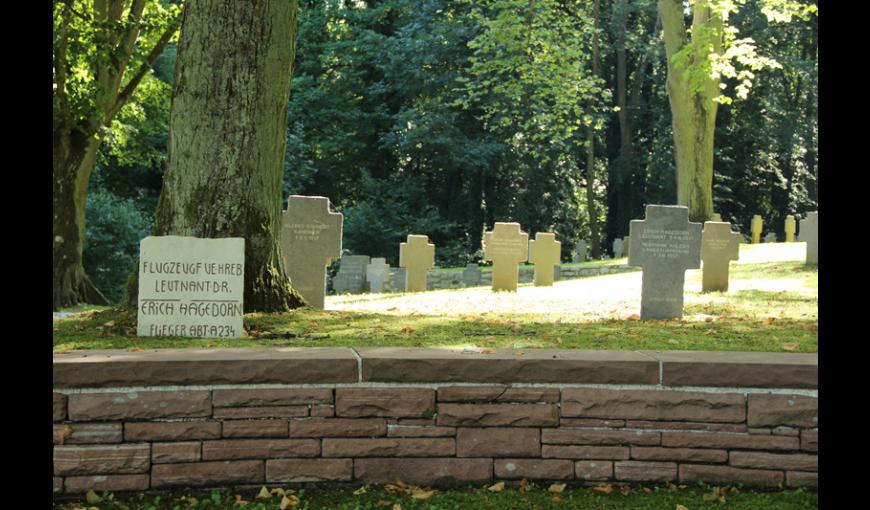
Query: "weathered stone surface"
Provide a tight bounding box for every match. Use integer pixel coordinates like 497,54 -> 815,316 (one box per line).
202,439 -> 320,460
613,238 -> 624,258
152,442 -> 201,464
125,421 -> 221,441
462,264 -> 482,286
213,406 -> 309,419
630,447 -> 727,463
400,235 -> 436,292
799,211 -> 818,264
560,418 -> 625,428
494,459 -> 573,480
801,430 -> 818,452
54,423 -> 122,444
661,432 -> 799,451
335,388 -> 434,418
54,393 -> 67,422
437,387 -> 560,403
751,215 -> 763,244
267,459 -> 353,482
333,255 -> 370,294
359,348 -> 658,384
542,446 -> 629,460
484,223 -> 529,292
213,388 -> 333,407
457,428 -> 539,457
437,404 -> 559,427
575,461 -> 612,481
68,391 -> 212,421
63,474 -> 150,493
701,222 -> 741,292
387,425 -> 456,437
54,444 -> 151,476
529,232 -> 561,286
784,215 -> 796,242
615,461 -> 677,482
653,351 -> 818,388
680,464 -> 783,488
222,420 -> 288,438
54,348 -> 358,387
747,394 -> 818,427
354,458 -> 493,486
561,389 -> 745,422
623,420 -> 747,433
366,258 -> 390,293
289,418 -> 387,438
772,426 -> 800,436
786,471 -> 818,488
310,405 -> 335,417
53,477 -> 63,493
322,438 -> 455,457
729,451 -> 817,472
151,460 -> 264,487
542,429 -> 660,446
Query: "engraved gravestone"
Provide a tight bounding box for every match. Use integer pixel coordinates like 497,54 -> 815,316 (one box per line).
399,235 -> 435,292
137,236 -> 244,338
366,258 -> 390,293
628,205 -> 702,320
764,232 -> 777,243
751,215 -> 763,244
462,263 -> 482,286
613,238 -> 624,258
281,195 -> 343,309
799,211 -> 818,264
785,215 -> 796,242
483,222 -> 529,292
333,255 -> 370,294
391,267 -> 407,292
528,232 -> 561,286
572,240 -> 587,263
701,222 -> 741,292
623,236 -> 631,258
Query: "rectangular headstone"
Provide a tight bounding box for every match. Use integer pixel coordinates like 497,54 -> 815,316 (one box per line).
613,238 -> 624,258
137,236 -> 244,338
572,240 -> 587,263
366,258 -> 390,293
799,211 -> 818,264
332,255 -> 370,294
462,263 -> 482,287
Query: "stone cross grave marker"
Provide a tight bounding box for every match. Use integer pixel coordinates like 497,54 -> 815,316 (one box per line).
528,232 -> 561,286
137,236 -> 244,338
700,221 -> 741,292
281,195 -> 343,309
628,205 -> 702,320
613,238 -> 624,258
711,212 -> 722,222
572,239 -> 587,263
462,263 -> 482,287
785,215 -> 796,242
751,215 -> 763,244
333,255 -> 370,294
483,222 -> 529,292
399,235 -> 435,292
799,211 -> 818,264
366,258 -> 390,293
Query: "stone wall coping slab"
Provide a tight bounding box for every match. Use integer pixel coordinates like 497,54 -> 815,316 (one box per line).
643,350 -> 817,388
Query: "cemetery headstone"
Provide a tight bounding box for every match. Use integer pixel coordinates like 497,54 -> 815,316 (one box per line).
751,215 -> 763,244
281,195 -> 343,309
528,232 -> 561,286
137,236 -> 244,338
391,267 -> 407,292
483,222 -> 529,292
366,258 -> 390,293
711,213 -> 722,222
572,239 -> 587,263
399,235 -> 436,292
623,236 -> 631,258
785,215 -> 796,242
764,232 -> 777,243
799,211 -> 818,264
700,222 -> 741,292
628,205 -> 702,320
462,263 -> 482,287
613,238 -> 624,258
332,255 -> 370,294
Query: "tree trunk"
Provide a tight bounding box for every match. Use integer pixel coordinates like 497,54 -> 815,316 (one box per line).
584,0 -> 601,258
141,0 -> 303,312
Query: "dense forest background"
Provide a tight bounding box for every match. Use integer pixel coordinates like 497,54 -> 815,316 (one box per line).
85,0 -> 817,302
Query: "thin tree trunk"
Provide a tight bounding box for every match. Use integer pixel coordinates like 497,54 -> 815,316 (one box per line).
585,0 -> 601,258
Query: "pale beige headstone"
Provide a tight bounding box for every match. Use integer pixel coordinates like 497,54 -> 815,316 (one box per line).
751,215 -> 763,244
711,213 -> 722,222
483,222 -> 529,292
399,235 -> 435,292
528,232 -> 561,286
701,222 -> 741,292
785,215 -> 796,242
799,211 -> 818,264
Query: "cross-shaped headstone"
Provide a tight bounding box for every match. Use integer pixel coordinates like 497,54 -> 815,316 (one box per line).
366,258 -> 390,293
701,221 -> 741,292
751,215 -> 763,244
281,196 -> 343,309
528,232 -> 561,286
483,222 -> 529,292
613,238 -> 625,258
628,205 -> 702,320
399,235 -> 435,292
799,211 -> 818,264
572,240 -> 587,263
784,215 -> 796,242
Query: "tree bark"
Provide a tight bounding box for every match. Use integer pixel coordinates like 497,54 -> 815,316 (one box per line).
584,0 -> 601,258
142,0 -> 304,312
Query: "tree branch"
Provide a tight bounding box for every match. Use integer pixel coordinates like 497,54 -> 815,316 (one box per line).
54,4 -> 72,127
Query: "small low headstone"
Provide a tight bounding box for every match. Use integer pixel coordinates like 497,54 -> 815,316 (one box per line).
764,232 -> 777,243
711,213 -> 722,222
628,205 -> 701,320
573,240 -> 587,263
799,211 -> 818,264
751,215 -> 763,244
391,267 -> 407,293
623,236 -> 631,258
613,238 -> 624,258
483,222 -> 529,292
462,263 -> 482,286
399,235 -> 435,292
528,232 -> 561,286
332,255 -> 370,294
701,222 -> 741,292
281,195 -> 343,309
784,215 -> 796,242
366,258 -> 390,293
137,236 -> 244,338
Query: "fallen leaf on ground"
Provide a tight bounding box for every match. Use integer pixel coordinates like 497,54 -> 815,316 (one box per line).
353,487 -> 367,496
279,495 -> 299,509
487,482 -> 505,492
401,326 -> 416,334
256,486 -> 271,499
410,489 -> 437,500
270,488 -> 286,497
54,424 -> 73,445
592,484 -> 614,494
676,505 -> 689,510
375,500 -> 392,507
85,490 -> 102,504
548,483 -> 566,493
782,342 -> 798,351
392,504 -> 402,510
551,495 -> 562,503
619,484 -> 631,496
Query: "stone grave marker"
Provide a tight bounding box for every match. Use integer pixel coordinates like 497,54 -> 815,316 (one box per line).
332,255 -> 370,294
572,239 -> 587,263
399,235 -> 435,292
764,232 -> 777,243
366,258 -> 390,293
700,222 -> 741,292
391,267 -> 407,292
613,238 -> 624,258
799,211 -> 818,264
528,232 -> 561,286
751,215 -> 763,244
711,212 -> 722,222
785,215 -> 796,242
462,263 -> 482,287
623,236 -> 631,258
628,205 -> 702,320
137,236 -> 244,338
281,195 -> 343,309
483,222 -> 529,292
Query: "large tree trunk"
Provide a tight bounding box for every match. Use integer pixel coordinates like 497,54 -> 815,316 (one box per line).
144,0 -> 303,312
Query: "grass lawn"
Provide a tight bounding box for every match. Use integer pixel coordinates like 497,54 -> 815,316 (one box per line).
54,484 -> 818,510
54,245 -> 817,353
